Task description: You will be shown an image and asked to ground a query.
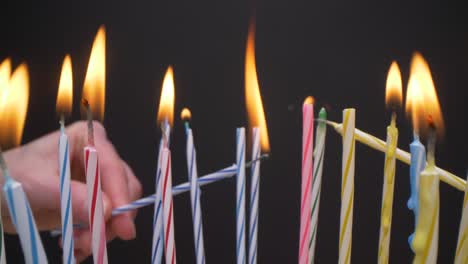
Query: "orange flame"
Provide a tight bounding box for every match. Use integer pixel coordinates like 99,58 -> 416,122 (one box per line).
385,61 -> 403,110
303,96 -> 315,105
0,63 -> 29,148
157,66 -> 175,127
0,58 -> 12,110
56,55 -> 73,116
245,22 -> 270,153
82,26 -> 106,121
406,52 -> 444,138
181,108 -> 191,121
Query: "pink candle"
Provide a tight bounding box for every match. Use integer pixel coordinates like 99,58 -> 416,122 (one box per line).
299,97 -> 314,264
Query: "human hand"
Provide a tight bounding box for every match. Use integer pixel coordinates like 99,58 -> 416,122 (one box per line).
0,121 -> 142,262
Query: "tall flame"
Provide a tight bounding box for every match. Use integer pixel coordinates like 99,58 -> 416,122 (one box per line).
82,26 -> 106,121
406,52 -> 444,138
245,22 -> 270,153
56,55 -> 73,116
0,58 -> 12,110
385,61 -> 403,110
0,63 -> 29,148
157,66 -> 175,127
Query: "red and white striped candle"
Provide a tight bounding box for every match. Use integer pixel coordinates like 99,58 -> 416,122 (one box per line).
85,146 -> 108,264
299,99 -> 314,264
161,147 -> 177,264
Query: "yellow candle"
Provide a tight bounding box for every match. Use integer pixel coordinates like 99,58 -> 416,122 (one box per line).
454,175 -> 468,264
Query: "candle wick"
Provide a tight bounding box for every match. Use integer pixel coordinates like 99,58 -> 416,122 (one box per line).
82,99 -> 95,146
427,126 -> 437,167
60,114 -> 65,133
160,119 -> 169,147
391,112 -> 397,126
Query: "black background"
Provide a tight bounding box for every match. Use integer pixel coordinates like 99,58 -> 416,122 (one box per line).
1,0 -> 468,263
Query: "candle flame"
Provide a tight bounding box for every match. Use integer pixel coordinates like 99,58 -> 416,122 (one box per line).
303,96 -> 315,105
245,21 -> 270,153
0,63 -> 29,148
0,58 -> 12,109
385,61 -> 403,110
56,55 -> 73,116
157,66 -> 175,127
82,26 -> 106,121
181,108 -> 191,121
406,52 -> 444,138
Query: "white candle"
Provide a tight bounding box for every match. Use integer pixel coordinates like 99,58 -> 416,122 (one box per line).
339,108 -> 355,264
236,128 -> 246,264
248,127 -> 260,264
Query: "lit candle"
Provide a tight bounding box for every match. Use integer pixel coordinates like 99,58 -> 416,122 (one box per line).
339,108 -> 355,264
236,128 -> 246,264
0,57 -> 11,264
405,54 -> 427,250
244,22 -> 270,264
56,55 -> 76,264
309,107 -> 327,262
299,97 -> 314,264
0,64 -> 48,264
455,173 -> 468,264
155,67 -> 176,264
410,52 -> 444,264
377,61 -> 402,264
82,26 -> 108,264
182,108 -> 206,264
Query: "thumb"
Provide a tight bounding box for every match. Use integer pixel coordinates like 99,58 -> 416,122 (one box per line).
70,180 -> 112,225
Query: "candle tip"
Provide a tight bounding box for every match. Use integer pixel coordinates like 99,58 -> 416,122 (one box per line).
319,107 -> 327,119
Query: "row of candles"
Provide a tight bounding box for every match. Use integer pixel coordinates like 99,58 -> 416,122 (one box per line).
0,21 -> 467,264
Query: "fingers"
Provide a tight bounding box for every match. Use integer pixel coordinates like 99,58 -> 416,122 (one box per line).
70,180 -> 112,224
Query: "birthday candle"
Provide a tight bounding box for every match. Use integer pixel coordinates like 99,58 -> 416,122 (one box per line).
377,116 -> 398,264
161,147 -> 177,264
378,61 -> 402,264
248,127 -> 260,264
309,108 -> 327,262
299,98 -> 314,264
236,128 -> 246,264
152,121 -> 170,264
0,153 -> 48,264
412,152 -> 439,264
454,173 -> 468,264
339,108 -> 355,264
185,127 -> 206,264
325,122 -> 464,190
56,55 -> 75,264
0,199 -> 5,264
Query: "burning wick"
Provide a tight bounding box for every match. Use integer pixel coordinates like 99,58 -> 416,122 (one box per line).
82,98 -> 95,146
426,115 -> 437,166
0,147 -> 10,179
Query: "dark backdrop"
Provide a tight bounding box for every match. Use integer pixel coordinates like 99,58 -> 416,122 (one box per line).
1,0 -> 468,263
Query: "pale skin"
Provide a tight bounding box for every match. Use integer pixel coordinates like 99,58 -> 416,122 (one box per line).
0,121 -> 142,262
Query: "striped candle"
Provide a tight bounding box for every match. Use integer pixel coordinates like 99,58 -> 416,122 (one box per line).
325,121 -> 464,191
236,128 -> 246,264
152,122 -> 170,264
248,127 -> 260,264
3,177 -> 48,264
455,173 -> 468,264
309,108 -> 327,262
0,199 -> 5,264
339,108 -> 355,264
185,128 -> 206,264
407,135 -> 426,249
84,146 -> 108,264
161,147 -> 177,264
58,126 -> 75,264
299,101 -> 313,264
412,165 -> 439,264
377,116 -> 398,264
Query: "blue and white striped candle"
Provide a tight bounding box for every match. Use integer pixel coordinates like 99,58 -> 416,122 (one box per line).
236,128 -> 246,264
152,121 -> 170,264
58,123 -> 75,264
3,176 -> 48,264
407,133 -> 425,250
248,127 -> 260,264
185,128 -> 206,264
